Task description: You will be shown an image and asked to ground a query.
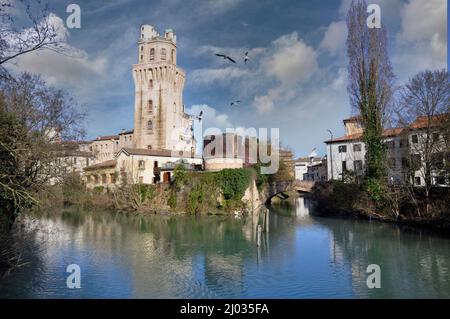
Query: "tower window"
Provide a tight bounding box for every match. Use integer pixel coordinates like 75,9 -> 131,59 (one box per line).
140,54 -> 143,62
148,100 -> 153,113
171,49 -> 175,63
149,79 -> 153,89
140,46 -> 143,51
173,102 -> 176,113
150,48 -> 155,61
161,48 -> 166,60
147,120 -> 153,130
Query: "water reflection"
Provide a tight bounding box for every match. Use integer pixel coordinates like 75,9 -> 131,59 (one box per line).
0,198 -> 449,298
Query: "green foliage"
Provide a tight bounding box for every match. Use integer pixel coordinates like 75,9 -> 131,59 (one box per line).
363,178 -> 386,203
93,186 -> 104,194
188,186 -> 204,214
215,169 -> 251,200
136,184 -> 155,202
168,193 -> 177,209
173,163 -> 188,189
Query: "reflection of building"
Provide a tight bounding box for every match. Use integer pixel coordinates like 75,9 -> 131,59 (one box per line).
325,114 -> 449,185
60,25 -> 202,187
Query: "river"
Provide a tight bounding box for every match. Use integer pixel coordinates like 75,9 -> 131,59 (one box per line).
0,197 -> 449,298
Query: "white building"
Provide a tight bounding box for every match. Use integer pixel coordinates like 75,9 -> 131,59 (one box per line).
294,156 -> 322,180
325,115 -> 449,186
304,156 -> 328,182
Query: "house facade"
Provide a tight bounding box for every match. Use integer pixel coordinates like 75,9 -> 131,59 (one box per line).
325,115 -> 449,186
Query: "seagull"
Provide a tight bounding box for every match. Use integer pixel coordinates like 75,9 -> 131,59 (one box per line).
215,53 -> 236,64
230,100 -> 241,107
244,52 -> 249,63
195,110 -> 203,121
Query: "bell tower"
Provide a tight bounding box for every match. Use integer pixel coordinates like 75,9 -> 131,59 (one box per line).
132,25 -> 194,152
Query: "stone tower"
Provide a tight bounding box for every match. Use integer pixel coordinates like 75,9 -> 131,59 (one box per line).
132,25 -> 194,152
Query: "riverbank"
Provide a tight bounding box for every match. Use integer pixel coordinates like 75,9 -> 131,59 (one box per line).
33,167 -> 265,217
310,180 -> 450,232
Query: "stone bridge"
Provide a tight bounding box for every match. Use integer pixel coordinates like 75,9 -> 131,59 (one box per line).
264,180 -> 315,204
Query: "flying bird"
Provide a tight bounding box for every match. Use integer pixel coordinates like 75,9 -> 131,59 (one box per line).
215,53 -> 236,63
230,100 -> 241,107
195,110 -> 203,121
244,52 -> 249,63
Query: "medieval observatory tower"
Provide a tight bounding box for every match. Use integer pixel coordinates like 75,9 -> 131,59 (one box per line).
132,25 -> 194,152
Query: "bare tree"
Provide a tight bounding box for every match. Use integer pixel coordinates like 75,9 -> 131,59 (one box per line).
346,0 -> 395,185
0,73 -> 85,227
396,69 -> 449,216
0,0 -> 64,67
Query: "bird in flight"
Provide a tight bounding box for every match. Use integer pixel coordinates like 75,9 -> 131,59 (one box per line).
215,53 -> 236,64
195,110 -> 203,121
230,100 -> 241,107
244,52 -> 249,64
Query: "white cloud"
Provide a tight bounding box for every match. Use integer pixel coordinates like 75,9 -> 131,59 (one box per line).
187,104 -> 234,130
397,0 -> 447,61
394,0 -> 447,80
319,20 -> 347,56
264,32 -> 318,86
9,14 -> 107,91
190,67 -> 248,86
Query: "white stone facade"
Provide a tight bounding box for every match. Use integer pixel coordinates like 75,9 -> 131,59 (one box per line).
325,115 -> 449,186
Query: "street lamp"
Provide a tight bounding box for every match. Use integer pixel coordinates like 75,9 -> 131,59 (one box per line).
327,129 -> 333,180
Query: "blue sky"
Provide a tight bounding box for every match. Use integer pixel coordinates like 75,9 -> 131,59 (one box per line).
8,0 -> 448,157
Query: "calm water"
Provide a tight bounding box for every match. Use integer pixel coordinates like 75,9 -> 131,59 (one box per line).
0,197 -> 449,298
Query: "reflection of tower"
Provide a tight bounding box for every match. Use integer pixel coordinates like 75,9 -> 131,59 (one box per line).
132,25 -> 194,151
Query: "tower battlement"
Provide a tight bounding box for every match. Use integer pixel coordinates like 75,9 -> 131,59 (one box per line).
139,25 -> 177,44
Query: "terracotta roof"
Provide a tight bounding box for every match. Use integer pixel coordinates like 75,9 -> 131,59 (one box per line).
409,114 -> 449,130
327,113 -> 449,144
117,148 -> 201,158
325,128 -> 405,144
84,160 -> 116,171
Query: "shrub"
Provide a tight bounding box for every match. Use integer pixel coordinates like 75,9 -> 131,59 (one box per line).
168,193 -> 177,209
216,169 -> 251,200
93,186 -> 104,194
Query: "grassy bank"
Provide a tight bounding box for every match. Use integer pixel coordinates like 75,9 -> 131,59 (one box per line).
310,181 -> 450,230
34,168 -> 257,216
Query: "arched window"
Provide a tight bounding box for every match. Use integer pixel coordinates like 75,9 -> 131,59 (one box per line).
171,49 -> 175,63
148,100 -> 153,113
140,54 -> 143,62
147,120 -> 153,130
150,48 -> 155,61
149,79 -> 153,89
161,48 -> 166,60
